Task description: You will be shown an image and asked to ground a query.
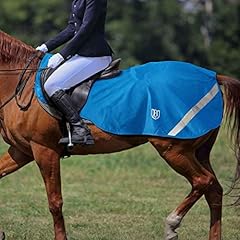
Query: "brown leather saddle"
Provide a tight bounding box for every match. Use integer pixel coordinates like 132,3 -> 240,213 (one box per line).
40,58 -> 121,119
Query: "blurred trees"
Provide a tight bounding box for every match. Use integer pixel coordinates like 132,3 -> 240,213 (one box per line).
0,0 -> 239,77
0,0 -> 69,43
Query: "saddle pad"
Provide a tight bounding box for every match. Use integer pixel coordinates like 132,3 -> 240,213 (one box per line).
35,55 -> 223,139
35,53 -> 52,104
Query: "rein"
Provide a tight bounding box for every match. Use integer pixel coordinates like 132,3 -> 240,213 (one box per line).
0,68 -> 45,74
0,51 -> 45,111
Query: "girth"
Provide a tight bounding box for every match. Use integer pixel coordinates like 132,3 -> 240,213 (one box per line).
40,58 -> 121,119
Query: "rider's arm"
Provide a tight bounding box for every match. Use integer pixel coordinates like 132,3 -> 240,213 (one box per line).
45,16 -> 75,52
59,0 -> 101,59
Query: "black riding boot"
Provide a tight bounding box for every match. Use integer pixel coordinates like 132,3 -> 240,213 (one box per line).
50,90 -> 94,145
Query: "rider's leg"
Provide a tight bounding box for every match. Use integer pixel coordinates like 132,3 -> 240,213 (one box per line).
44,55 -> 112,96
44,55 -> 112,145
50,89 -> 94,145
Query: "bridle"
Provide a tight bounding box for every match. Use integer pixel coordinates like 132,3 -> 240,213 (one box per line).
0,51 -> 45,111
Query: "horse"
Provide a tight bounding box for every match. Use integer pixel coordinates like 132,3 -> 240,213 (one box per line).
0,30 -> 239,240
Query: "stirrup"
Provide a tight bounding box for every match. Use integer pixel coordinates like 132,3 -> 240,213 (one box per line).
67,122 -> 74,149
58,122 -> 94,149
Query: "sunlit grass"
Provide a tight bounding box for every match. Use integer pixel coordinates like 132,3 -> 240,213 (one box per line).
0,127 -> 239,239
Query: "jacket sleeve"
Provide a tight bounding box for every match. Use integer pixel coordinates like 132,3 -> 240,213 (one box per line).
45,18 -> 75,52
60,0 -> 101,59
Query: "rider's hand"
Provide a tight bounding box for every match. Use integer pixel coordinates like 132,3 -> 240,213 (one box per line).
36,44 -> 48,53
47,53 -> 65,68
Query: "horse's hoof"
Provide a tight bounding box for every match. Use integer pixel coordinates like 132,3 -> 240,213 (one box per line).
166,235 -> 178,240
165,229 -> 179,240
0,231 -> 5,240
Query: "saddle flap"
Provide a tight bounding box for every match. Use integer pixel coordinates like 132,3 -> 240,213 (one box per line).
71,79 -> 95,111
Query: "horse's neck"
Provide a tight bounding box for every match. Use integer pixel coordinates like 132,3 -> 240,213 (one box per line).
0,63 -> 20,96
0,56 -> 39,108
0,31 -> 39,89
0,31 -> 36,67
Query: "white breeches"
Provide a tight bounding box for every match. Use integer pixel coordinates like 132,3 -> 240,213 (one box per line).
44,54 -> 112,97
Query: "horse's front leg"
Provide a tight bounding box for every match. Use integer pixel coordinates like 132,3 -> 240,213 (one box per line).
0,146 -> 33,178
31,142 -> 66,240
0,231 -> 4,240
0,146 -> 33,240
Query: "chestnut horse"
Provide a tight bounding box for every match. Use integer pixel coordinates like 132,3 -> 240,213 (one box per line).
0,30 -> 240,240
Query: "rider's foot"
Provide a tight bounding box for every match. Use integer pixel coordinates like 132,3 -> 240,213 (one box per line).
59,121 -> 94,145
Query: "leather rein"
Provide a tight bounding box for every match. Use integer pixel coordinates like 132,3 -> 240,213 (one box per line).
0,51 -> 45,111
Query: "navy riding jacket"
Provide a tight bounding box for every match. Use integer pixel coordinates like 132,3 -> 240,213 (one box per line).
45,0 -> 112,59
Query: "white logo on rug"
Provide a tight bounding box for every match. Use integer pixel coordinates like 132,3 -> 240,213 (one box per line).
151,108 -> 160,120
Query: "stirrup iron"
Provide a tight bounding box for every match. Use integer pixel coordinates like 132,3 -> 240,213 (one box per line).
66,122 -> 74,150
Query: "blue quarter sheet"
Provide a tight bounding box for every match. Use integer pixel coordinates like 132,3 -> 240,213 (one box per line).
35,55 -> 223,139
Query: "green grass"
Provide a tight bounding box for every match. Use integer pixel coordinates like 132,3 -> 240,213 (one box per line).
0,128 -> 240,240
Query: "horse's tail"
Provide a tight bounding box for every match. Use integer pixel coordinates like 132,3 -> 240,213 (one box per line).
217,74 -> 240,203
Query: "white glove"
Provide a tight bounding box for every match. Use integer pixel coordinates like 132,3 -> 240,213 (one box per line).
36,44 -> 48,53
47,53 -> 65,68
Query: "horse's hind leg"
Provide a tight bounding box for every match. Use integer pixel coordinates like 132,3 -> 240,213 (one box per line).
149,134 -> 216,240
31,142 -> 66,240
196,129 -> 222,240
0,146 -> 33,240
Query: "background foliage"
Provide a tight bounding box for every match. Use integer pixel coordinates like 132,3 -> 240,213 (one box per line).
0,0 -> 239,76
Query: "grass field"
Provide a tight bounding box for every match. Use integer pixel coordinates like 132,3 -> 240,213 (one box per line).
0,128 -> 239,240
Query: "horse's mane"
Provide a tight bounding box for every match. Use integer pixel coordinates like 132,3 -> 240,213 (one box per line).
0,30 -> 35,64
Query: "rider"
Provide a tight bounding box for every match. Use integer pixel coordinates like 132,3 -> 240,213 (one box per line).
36,0 -> 113,145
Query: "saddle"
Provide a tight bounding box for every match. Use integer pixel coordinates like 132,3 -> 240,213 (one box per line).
40,58 -> 122,119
